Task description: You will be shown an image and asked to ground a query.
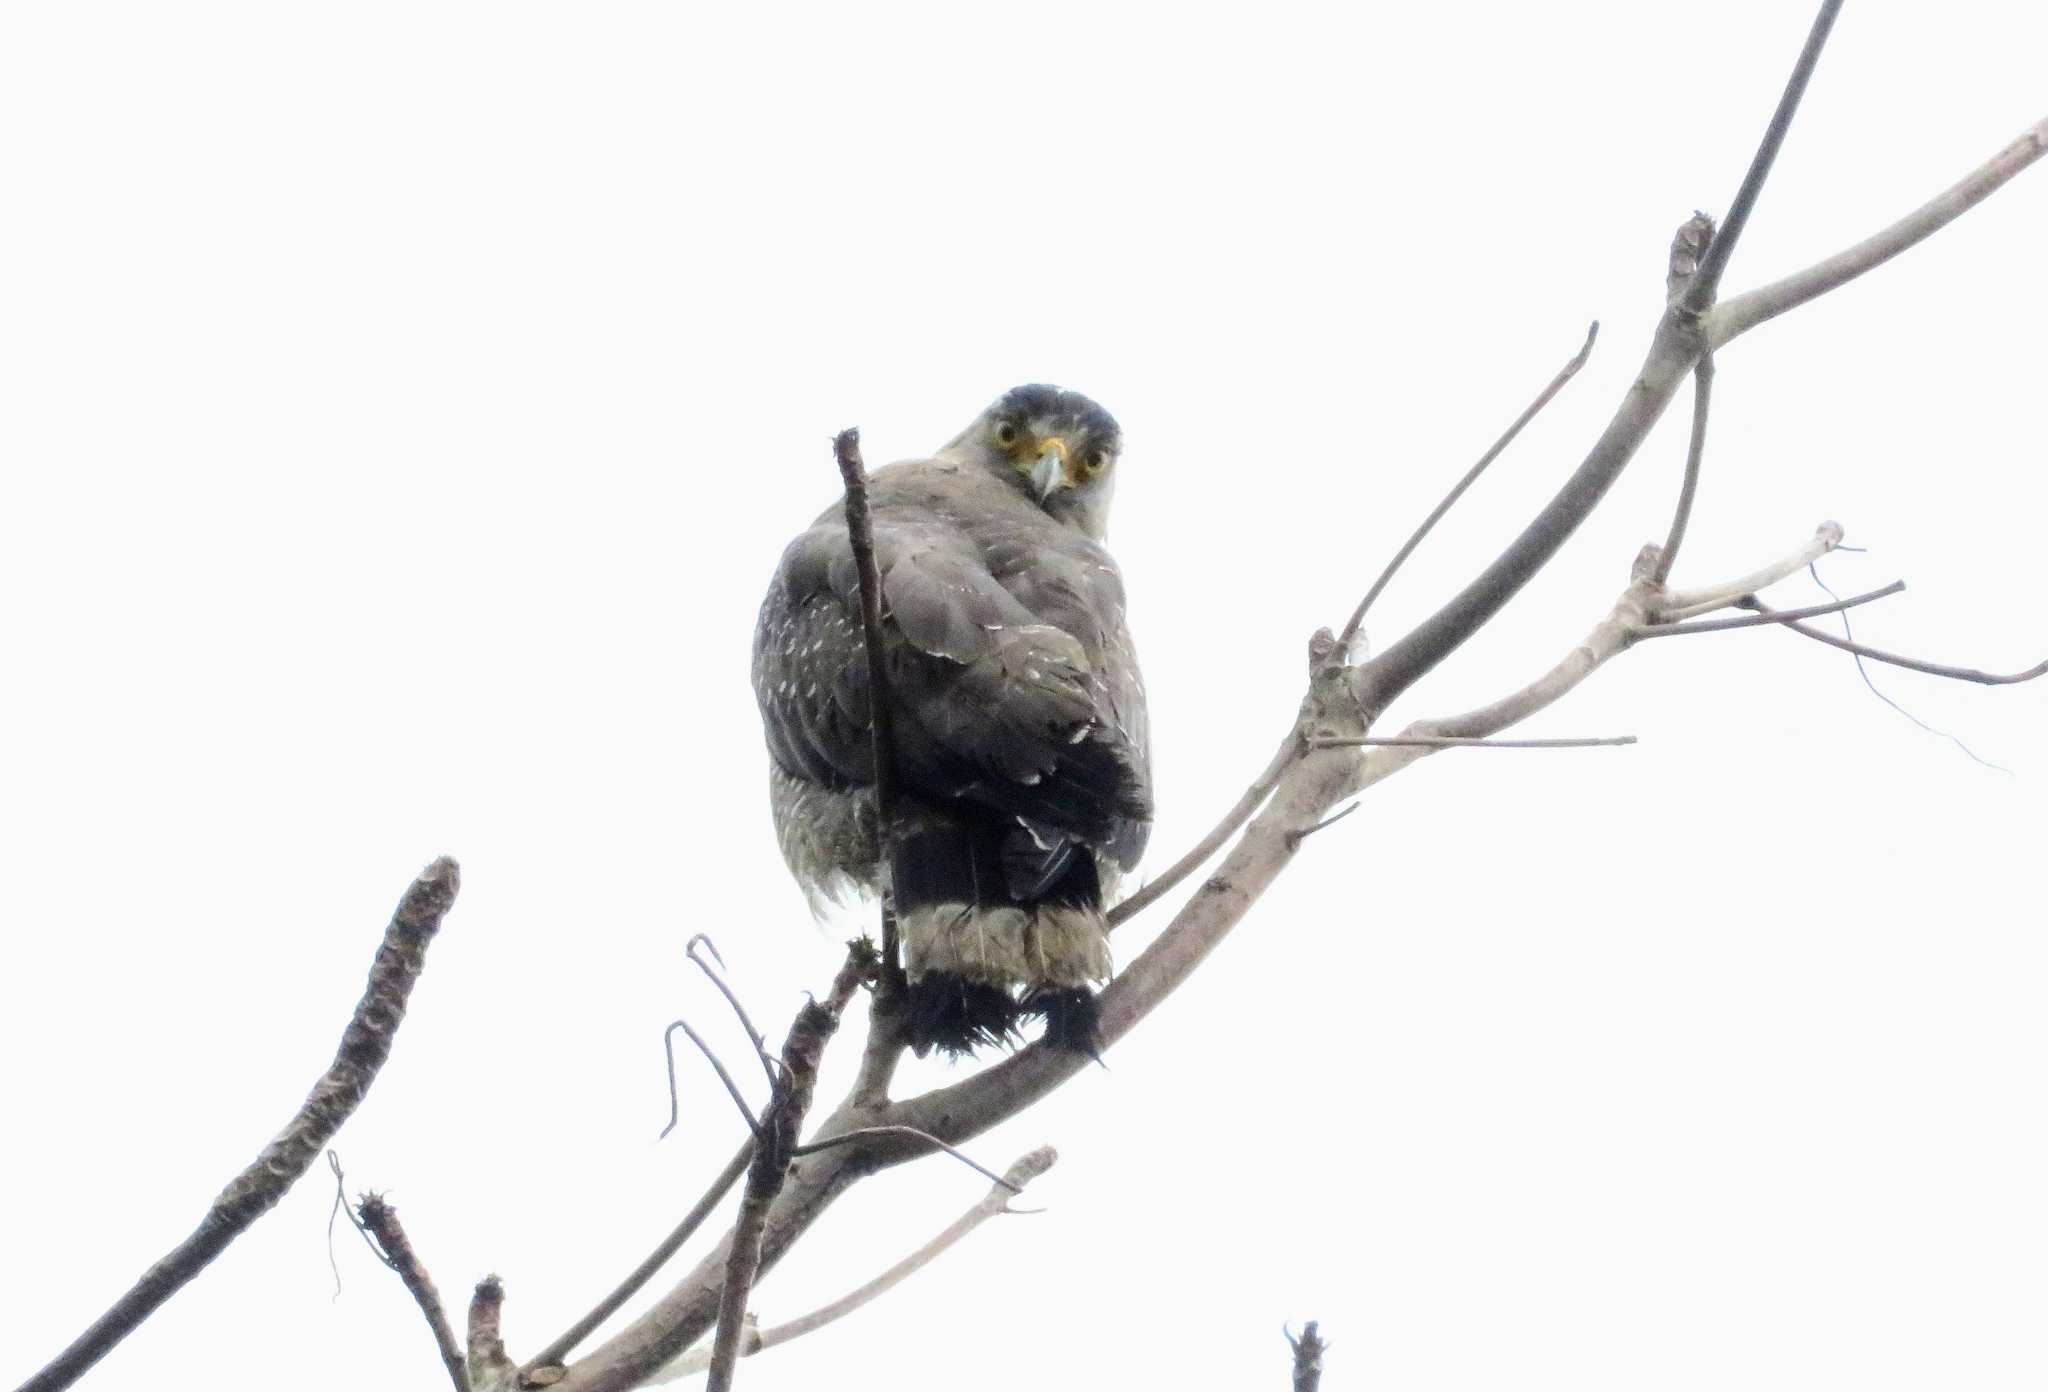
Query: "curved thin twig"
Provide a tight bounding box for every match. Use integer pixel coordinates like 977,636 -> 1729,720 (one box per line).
789,1125 -> 1023,1193
650,1149 -> 1058,1384
1336,320 -> 1598,650
663,1020 -> 762,1138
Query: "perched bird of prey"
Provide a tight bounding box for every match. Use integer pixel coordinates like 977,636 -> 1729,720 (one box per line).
752,385 -> 1151,1057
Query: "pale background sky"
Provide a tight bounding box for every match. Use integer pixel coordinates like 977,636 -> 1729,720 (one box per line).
4,4 -> 2045,1390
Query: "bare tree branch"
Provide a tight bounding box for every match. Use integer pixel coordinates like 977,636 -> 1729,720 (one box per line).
1681,0 -> 1844,314
1107,730 -> 1300,930
1637,579 -> 1903,637
468,1276 -> 516,1392
833,428 -> 907,993
356,1193 -> 468,1392
703,955 -> 865,1392
1309,734 -> 1636,750
1335,320 -> 1599,651
1657,521 -> 1844,620
651,1148 -> 1058,1383
519,1143 -> 753,1382
546,19 -> 2048,1383
788,1125 -> 1024,1192
1651,355 -> 1715,586
685,935 -> 775,1084
1708,115 -> 2048,348
18,857 -> 461,1392
1285,1321 -> 1328,1392
663,1019 -> 763,1138
1736,597 -> 2048,685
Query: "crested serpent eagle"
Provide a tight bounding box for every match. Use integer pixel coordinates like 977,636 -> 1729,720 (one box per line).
751,385 -> 1152,1056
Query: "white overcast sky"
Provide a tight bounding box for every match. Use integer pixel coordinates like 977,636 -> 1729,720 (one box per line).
4,5 -> 2045,1390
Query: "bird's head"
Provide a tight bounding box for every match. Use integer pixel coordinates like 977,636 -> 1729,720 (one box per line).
945,384 -> 1124,540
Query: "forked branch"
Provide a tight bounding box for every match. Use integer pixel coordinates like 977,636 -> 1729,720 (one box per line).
19,858 -> 462,1392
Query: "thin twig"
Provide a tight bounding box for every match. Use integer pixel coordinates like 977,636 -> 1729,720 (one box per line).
1801,565 -> 2011,772
684,936 -> 776,1088
788,1125 -> 1023,1193
1309,734 -> 1636,750
1652,354 -> 1715,585
1708,114 -> 2048,348
327,1149 -> 397,1299
1637,580 -> 1903,637
1107,730 -> 1300,929
519,1144 -> 753,1381
1736,597 -> 2048,685
357,1193 -> 468,1392
651,1148 -> 1058,1384
1286,802 -> 1359,850
17,858 -> 461,1392
833,428 -> 906,991
1336,321 -> 1598,651
1285,1321 -> 1328,1392
1682,0 -> 1845,313
468,1276 -> 515,1392
663,1020 -> 762,1138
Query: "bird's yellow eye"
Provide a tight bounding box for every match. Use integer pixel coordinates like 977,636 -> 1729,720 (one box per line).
1084,448 -> 1112,476
992,420 -> 1020,447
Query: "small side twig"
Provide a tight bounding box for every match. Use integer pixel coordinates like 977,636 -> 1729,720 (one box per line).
1286,802 -> 1360,850
652,1148 -> 1058,1383
1285,1321 -> 1328,1392
1735,597 -> 2048,685
1336,320 -> 1598,651
356,1193 -> 468,1392
1637,580 -> 1902,637
17,857 -> 461,1392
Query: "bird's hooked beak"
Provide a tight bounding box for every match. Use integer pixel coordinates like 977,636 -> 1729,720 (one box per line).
1030,437 -> 1070,501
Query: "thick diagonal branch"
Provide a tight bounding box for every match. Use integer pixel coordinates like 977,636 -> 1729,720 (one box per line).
18,858 -> 461,1392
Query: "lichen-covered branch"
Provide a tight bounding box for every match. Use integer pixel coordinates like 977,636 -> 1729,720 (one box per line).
18,858 -> 461,1392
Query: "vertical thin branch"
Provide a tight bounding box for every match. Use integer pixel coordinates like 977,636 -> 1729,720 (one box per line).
1651,353 -> 1715,585
703,957 -> 864,1392
1682,0 -> 1846,312
18,857 -> 462,1392
833,428 -> 904,991
356,1194 -> 468,1392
